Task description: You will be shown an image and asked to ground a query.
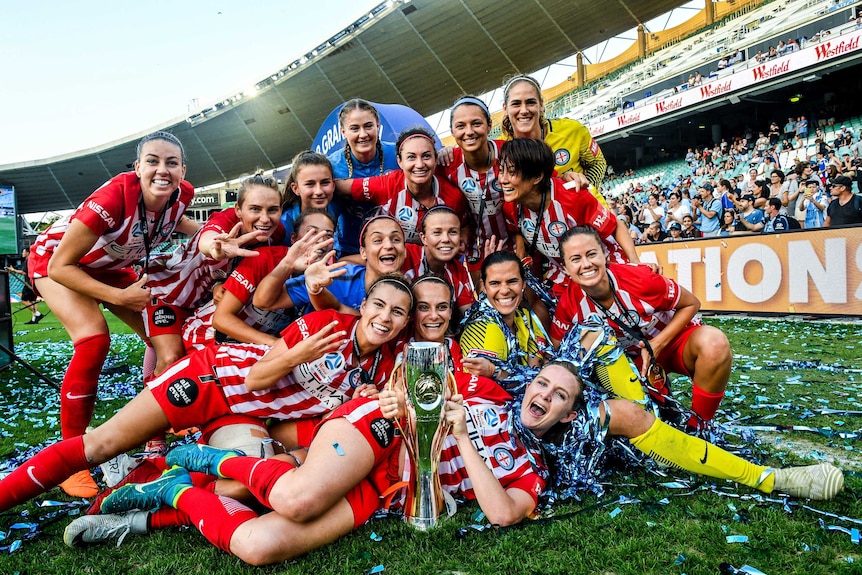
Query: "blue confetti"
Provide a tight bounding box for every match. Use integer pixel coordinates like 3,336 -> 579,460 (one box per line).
609,507 -> 622,518
332,442 -> 344,456
368,566 -> 385,574
726,535 -> 749,544
674,553 -> 687,564
370,532 -> 382,542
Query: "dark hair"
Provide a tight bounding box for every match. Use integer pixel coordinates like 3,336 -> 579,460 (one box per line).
770,169 -> 785,183
338,99 -> 385,178
480,251 -> 524,283
419,205 -> 459,233
136,131 -> 185,165
450,95 -> 491,126
283,150 -> 334,208
719,179 -> 732,190
558,225 -> 605,260
359,213 -> 404,247
767,197 -> 783,210
396,127 -> 437,157
500,75 -> 544,139
237,170 -> 281,207
293,207 -> 336,233
499,139 -> 555,193
367,272 -> 414,308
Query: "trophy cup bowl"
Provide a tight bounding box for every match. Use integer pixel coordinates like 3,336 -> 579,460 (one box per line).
401,341 -> 450,530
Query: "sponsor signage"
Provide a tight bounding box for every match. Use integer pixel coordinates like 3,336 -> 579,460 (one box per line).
587,29 -> 862,137
191,192 -> 221,207
635,227 -> 862,315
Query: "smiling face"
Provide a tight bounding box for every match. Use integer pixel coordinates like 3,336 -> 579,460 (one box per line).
291,164 -> 334,210
412,280 -> 452,343
560,231 -> 609,293
499,160 -> 541,204
419,211 -> 460,264
519,364 -> 582,438
397,136 -> 436,188
360,218 -> 407,276
341,108 -> 380,162
481,260 -> 524,322
293,212 -> 336,263
358,283 -> 412,352
451,104 -> 490,155
235,185 -> 282,241
135,139 -> 186,209
503,80 -> 543,138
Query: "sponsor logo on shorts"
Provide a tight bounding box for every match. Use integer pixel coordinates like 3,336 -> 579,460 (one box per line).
493,447 -> 515,470
369,417 -> 395,449
152,306 -> 177,327
166,377 -> 199,408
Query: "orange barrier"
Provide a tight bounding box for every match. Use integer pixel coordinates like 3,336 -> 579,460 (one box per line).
634,227 -> 862,315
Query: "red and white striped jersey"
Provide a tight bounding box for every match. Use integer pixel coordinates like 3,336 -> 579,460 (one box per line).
147,209 -> 285,310
437,140 -> 515,259
181,299 -> 216,352
29,172 -> 194,277
351,171 -> 468,244
502,178 -> 622,287
438,373 -> 545,507
218,310 -> 399,420
221,246 -> 295,337
551,263 -> 700,351
403,244 -> 475,309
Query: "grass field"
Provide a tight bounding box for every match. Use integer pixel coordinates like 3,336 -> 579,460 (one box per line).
1,305 -> 860,574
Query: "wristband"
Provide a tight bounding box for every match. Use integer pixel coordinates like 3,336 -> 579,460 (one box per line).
307,283 -> 323,296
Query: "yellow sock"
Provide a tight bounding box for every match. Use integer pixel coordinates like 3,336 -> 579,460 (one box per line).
593,344 -> 646,402
630,419 -> 774,492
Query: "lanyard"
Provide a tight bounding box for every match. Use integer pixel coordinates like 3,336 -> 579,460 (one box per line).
519,189 -> 548,258
585,272 -> 656,360
352,326 -> 383,387
138,190 -> 176,275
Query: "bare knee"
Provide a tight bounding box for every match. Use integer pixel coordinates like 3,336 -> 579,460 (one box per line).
695,327 -> 732,366
606,399 -> 655,438
276,491 -> 328,524
232,537 -> 295,567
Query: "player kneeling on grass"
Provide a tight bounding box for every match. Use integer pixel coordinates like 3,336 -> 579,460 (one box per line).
65,363 -> 842,560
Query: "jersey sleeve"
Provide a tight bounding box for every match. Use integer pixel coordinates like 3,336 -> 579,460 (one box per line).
202,208 -> 238,236
578,128 -> 607,191
628,265 -> 682,311
566,185 -> 617,237
285,274 -> 310,308
502,202 -> 519,233
551,286 -> 581,341
459,320 -> 509,362
350,173 -> 396,205
223,247 -> 287,305
73,179 -> 128,236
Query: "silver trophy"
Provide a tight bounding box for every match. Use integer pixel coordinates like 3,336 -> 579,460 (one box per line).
399,341 -> 452,530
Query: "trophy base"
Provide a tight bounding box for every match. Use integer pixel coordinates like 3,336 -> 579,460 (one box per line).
406,516 -> 438,531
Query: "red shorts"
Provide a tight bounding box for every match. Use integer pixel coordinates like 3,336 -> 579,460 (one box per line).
147,347 -> 232,431
651,323 -> 700,378
145,300 -> 192,338
320,397 -> 402,528
29,255 -> 138,300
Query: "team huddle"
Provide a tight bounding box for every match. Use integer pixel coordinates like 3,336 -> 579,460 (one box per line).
2,77 -> 845,565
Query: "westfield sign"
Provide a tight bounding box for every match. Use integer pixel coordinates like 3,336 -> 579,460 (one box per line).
814,37 -> 861,60
751,60 -> 790,81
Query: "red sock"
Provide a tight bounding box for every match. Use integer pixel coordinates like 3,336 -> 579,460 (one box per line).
691,385 -> 725,421
149,507 -> 192,529
142,342 -> 157,384
61,333 -> 110,438
174,488 -> 258,553
0,436 -> 88,512
219,457 -> 295,509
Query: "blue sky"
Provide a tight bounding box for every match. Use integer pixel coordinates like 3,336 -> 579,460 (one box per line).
0,1 -> 376,163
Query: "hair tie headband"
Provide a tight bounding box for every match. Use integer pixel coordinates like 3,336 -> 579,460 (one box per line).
450,96 -> 491,123
359,213 -> 404,246
397,133 -> 435,153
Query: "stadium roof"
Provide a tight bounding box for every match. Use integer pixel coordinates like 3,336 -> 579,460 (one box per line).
1,0 -> 687,215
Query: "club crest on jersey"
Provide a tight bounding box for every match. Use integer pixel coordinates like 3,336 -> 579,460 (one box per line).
491,179 -> 503,193
348,369 -> 363,388
166,377 -> 199,408
548,221 -> 567,237
461,178 -> 478,194
397,206 -> 414,222
493,447 -> 515,470
554,149 -> 571,166
324,353 -> 345,372
160,222 -> 175,237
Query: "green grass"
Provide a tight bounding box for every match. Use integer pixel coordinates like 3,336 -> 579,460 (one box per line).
1,307 -> 861,574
